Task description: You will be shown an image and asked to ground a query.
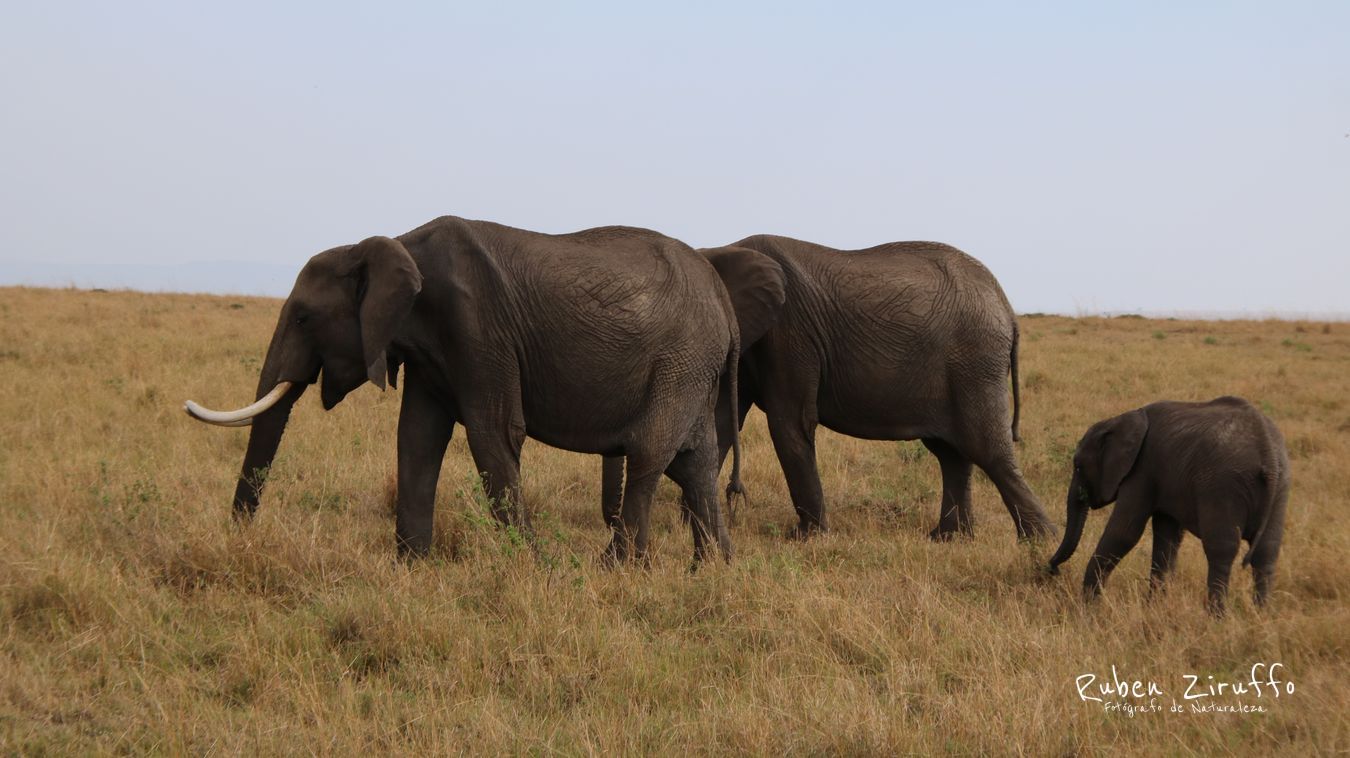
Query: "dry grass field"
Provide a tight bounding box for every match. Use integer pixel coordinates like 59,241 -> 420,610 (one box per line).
1,285 -> 1347,754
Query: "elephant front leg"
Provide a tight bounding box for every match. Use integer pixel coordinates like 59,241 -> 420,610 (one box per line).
395,378 -> 455,558
1148,513 -> 1183,593
766,413 -> 826,537
1081,505 -> 1150,601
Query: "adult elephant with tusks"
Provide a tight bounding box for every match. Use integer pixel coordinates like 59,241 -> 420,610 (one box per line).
603,234 -> 1057,542
185,216 -> 781,565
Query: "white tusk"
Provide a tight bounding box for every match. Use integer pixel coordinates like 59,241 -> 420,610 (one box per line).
184,381 -> 294,426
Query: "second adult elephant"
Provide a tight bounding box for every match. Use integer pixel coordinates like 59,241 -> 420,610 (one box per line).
600,245 -> 787,535
606,234 -> 1057,541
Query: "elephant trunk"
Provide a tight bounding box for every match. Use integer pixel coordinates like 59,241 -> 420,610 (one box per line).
231,381 -> 306,518
1047,474 -> 1087,573
214,317 -> 315,519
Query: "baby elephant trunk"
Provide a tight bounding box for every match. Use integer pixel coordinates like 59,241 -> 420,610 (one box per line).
1047,474 -> 1087,574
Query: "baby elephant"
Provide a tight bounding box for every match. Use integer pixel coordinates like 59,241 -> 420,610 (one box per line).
1048,397 -> 1289,615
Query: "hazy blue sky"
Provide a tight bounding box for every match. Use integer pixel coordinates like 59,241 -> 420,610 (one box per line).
2,2 -> 1347,314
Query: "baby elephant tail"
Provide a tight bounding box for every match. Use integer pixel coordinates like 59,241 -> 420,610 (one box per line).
1241,521 -> 1267,568
1241,460 -> 1284,568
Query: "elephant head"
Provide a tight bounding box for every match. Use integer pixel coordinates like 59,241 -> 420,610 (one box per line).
184,236 -> 422,516
700,245 -> 787,351
1047,409 -> 1148,572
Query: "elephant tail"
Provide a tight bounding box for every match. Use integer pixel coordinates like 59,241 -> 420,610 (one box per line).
1241,483 -> 1274,568
723,336 -> 747,522
1010,320 -> 1022,443
1241,453 -> 1286,567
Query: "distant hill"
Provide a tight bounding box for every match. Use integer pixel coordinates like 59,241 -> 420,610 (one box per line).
1,260 -> 300,297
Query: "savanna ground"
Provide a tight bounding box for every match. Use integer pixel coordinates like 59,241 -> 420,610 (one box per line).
0,285 -> 1347,755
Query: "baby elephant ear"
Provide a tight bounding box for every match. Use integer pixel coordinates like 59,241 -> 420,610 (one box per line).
701,246 -> 787,351
1097,409 -> 1149,503
346,236 -> 422,389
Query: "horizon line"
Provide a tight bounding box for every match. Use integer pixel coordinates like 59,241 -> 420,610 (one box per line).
3,283 -> 1348,323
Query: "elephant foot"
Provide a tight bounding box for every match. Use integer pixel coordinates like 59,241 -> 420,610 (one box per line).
690,543 -> 732,567
598,540 -> 652,570
928,524 -> 975,542
231,500 -> 260,526
1080,582 -> 1104,605
787,522 -> 825,541
1205,596 -> 1228,618
1016,517 -> 1059,542
396,541 -> 431,562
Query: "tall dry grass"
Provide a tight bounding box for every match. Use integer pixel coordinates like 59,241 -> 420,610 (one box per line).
0,286 -> 1346,753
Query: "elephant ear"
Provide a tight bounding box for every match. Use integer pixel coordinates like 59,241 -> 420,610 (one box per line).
1094,409 -> 1149,504
701,245 -> 787,351
343,236 -> 422,389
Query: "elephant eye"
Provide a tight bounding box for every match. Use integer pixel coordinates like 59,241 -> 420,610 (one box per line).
295,314 -> 309,327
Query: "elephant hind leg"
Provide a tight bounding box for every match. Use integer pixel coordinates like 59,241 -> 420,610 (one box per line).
1247,535 -> 1282,609
921,438 -> 974,540
603,446 -> 675,566
465,423 -> 528,529
1251,561 -> 1276,609
1247,485 -> 1287,609
601,455 -> 625,532
665,429 -> 732,563
968,443 -> 1056,540
1201,531 -> 1240,617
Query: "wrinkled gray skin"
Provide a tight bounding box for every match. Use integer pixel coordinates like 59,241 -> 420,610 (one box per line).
1047,397 -> 1290,615
604,234 -> 1056,541
600,246 -> 787,534
229,216 -> 782,564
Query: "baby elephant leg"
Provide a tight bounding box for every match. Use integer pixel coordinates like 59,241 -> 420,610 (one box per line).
1247,493 -> 1286,608
1201,528 -> 1241,616
1248,535 -> 1283,608
1148,513 -> 1183,593
1083,505 -> 1151,600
